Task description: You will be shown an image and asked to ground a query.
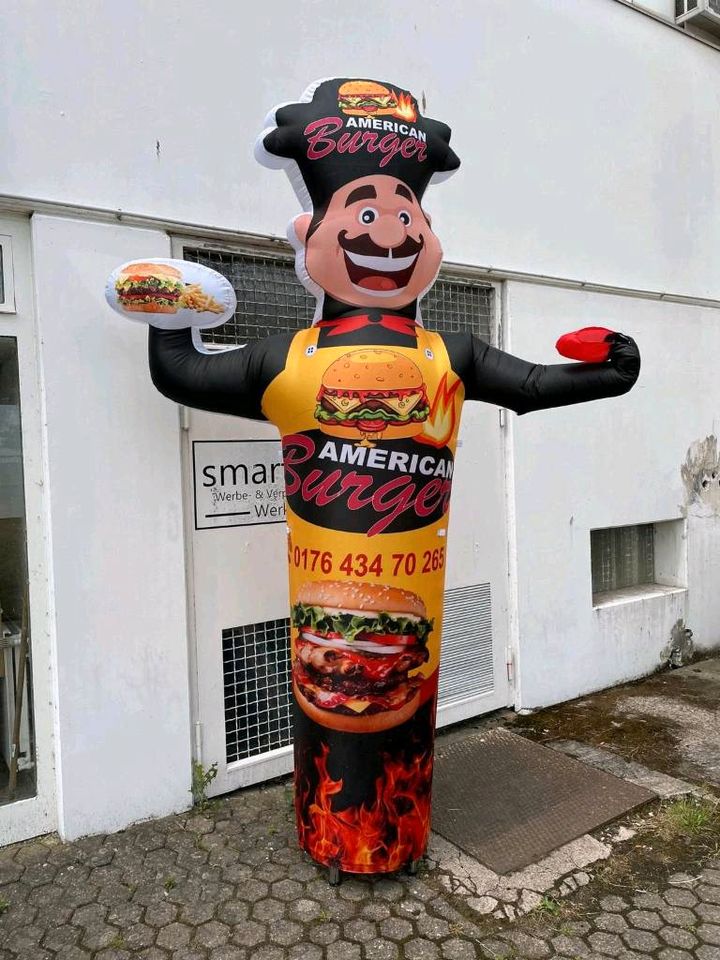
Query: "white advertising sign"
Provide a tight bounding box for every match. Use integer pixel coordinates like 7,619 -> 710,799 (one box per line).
192,440 -> 285,530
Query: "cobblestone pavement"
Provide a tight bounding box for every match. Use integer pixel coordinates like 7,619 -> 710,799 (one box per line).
1,775 -> 720,960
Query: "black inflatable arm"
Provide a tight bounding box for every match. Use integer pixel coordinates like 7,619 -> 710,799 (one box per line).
148,327 -> 292,420
445,332 -> 640,415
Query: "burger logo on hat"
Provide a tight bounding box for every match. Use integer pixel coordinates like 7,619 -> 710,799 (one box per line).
338,80 -> 418,123
338,80 -> 398,117
315,349 -> 430,446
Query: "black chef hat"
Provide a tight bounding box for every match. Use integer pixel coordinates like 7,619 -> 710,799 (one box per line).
255,77 -> 460,210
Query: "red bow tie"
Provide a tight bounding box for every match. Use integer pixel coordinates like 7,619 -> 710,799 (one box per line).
317,314 -> 418,337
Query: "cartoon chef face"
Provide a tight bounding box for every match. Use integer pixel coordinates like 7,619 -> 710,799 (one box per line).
292,174 -> 443,311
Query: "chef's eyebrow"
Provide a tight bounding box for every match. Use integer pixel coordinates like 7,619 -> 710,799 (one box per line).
345,185 -> 377,206
395,184 -> 413,201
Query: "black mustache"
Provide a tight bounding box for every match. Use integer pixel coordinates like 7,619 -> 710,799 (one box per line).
338,231 -> 424,259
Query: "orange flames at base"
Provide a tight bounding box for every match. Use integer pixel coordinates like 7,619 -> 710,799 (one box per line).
295,743 -> 434,873
417,373 -> 462,448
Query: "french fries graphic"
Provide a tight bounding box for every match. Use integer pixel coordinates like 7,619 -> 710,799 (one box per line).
179,283 -> 225,314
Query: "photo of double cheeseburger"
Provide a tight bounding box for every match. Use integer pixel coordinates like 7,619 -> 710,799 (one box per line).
291,580 -> 435,733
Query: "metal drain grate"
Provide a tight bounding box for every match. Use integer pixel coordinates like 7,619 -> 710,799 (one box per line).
438,583 -> 493,706
182,246 -> 494,344
222,617 -> 292,763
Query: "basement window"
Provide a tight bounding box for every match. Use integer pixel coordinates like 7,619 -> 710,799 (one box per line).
591,520 -> 686,606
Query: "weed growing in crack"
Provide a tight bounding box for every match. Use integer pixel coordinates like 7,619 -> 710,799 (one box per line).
660,796 -> 718,837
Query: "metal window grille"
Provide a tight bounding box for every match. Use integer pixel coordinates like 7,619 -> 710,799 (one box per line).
438,583 -> 493,705
182,246 -> 494,344
591,524 -> 655,596
222,617 -> 293,763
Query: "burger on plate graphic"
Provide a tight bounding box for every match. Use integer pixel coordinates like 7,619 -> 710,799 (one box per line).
315,349 -> 430,446
291,580 -> 434,733
115,262 -> 185,314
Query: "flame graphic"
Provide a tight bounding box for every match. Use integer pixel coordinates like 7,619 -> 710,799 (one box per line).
296,743 -> 433,873
393,92 -> 418,122
417,374 -> 462,448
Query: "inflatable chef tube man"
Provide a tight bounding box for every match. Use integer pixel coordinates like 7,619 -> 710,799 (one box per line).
107,78 -> 640,882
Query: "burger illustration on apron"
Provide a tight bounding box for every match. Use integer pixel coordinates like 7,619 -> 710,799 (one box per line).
106,77 -> 641,881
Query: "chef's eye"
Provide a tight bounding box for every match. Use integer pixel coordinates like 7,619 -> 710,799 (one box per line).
398,210 -> 412,226
359,207 -> 378,225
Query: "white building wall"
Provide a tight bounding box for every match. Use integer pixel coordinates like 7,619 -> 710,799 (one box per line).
506,281 -> 720,709
31,216 -> 191,838
2,0 -> 720,297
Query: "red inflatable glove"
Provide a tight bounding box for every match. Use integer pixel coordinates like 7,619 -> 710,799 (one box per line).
556,326 -> 615,363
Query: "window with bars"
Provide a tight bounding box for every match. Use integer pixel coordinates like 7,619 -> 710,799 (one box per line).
181,246 -> 495,344
188,243 -> 498,763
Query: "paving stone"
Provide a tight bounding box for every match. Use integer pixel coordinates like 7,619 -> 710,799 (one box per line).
627,910 -> 663,931
622,930 -> 660,952
156,920 -> 192,949
500,930 -> 552,958
288,945 -> 323,960
665,889 -> 700,908
271,878 -> 304,900
596,914 -> 629,933
697,948 -> 720,960
143,900 -> 178,927
380,916 -> 415,940
373,879 -> 404,901
661,904 -> 698,926
660,927 -> 699,949
700,890 -> 720,907
344,917 -> 378,942
361,901 -> 392,921
121,923 -> 156,950
698,905 -> 720,923
230,919 -> 267,948
207,948 -> 247,960
366,939 -> 401,960
702,871 -> 720,888
634,892 -> 667,910
442,939 -> 479,960
41,925 -> 82,951
253,897 -> 287,922
249,947 -> 285,960
416,915 -> 452,939
326,941 -> 363,960
309,920 -> 341,944
269,918 -> 304,945
180,899 -> 216,924
698,926 -> 720,946
405,939 -> 441,960
601,896 -> 630,912
552,935 -> 591,956
658,950 -> 695,960
195,919 -> 231,948
588,931 -> 625,956
670,874 -> 698,887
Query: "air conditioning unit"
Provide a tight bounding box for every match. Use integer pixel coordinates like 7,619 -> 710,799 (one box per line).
675,0 -> 720,37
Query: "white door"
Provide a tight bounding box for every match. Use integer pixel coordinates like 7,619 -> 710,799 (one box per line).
0,215 -> 57,845
178,241 -> 511,797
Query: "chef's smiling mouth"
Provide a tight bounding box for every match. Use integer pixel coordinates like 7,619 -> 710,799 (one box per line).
338,231 -> 424,295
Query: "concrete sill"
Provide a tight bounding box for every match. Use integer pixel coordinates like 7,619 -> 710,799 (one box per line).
592,584 -> 687,610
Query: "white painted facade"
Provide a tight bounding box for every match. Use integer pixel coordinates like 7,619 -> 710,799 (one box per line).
0,0 -> 718,841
